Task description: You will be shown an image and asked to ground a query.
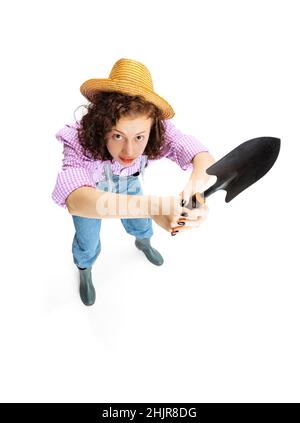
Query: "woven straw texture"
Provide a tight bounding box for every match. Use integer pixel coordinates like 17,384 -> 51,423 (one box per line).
80,58 -> 175,120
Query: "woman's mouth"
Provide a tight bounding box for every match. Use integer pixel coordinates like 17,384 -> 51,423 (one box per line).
119,157 -> 136,165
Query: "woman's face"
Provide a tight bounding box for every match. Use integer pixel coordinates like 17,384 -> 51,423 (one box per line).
106,114 -> 153,166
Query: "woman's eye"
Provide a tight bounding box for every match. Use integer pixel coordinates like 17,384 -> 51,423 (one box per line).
136,135 -> 144,141
113,134 -> 122,140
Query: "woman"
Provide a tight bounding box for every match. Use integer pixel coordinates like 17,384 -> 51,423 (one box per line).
52,58 -> 215,306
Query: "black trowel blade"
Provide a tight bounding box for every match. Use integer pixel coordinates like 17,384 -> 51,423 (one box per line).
204,137 -> 281,203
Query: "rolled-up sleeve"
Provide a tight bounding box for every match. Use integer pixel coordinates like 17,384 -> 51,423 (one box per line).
51,124 -> 96,209
162,120 -> 210,170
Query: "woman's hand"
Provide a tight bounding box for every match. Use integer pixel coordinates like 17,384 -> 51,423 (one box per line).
150,195 -> 184,233
150,195 -> 208,235
179,174 -> 217,207
172,174 -> 217,235
170,203 -> 209,235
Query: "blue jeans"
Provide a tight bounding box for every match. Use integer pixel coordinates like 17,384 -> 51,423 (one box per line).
71,175 -> 153,269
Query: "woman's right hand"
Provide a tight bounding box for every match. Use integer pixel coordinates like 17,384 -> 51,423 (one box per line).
150,195 -> 208,234
150,195 -> 182,232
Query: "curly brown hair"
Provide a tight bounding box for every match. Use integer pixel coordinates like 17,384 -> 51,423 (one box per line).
76,91 -> 167,161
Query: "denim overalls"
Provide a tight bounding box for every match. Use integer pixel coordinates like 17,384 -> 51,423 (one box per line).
71,156 -> 153,269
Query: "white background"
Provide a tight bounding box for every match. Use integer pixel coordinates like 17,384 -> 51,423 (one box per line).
0,0 -> 299,402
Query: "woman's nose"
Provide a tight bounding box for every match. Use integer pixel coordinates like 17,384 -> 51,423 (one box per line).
122,141 -> 134,156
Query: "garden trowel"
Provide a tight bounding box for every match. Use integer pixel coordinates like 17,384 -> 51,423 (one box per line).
184,136 -> 281,210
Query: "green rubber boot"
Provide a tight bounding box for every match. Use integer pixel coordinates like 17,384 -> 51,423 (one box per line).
135,238 -> 164,266
78,267 -> 96,306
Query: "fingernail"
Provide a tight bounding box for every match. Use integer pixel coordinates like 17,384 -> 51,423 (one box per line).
178,222 -> 185,226
171,232 -> 177,236
180,199 -> 186,207
181,212 -> 188,217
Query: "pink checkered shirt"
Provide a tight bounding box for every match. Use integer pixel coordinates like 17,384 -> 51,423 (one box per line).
51,119 -> 209,208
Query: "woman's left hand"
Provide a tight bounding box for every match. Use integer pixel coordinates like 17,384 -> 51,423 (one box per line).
171,175 -> 216,235
179,173 -> 216,207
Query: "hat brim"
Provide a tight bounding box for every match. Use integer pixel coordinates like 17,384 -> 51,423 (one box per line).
80,78 -> 175,120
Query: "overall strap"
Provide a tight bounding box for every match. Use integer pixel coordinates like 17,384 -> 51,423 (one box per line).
140,155 -> 148,182
103,162 -> 115,192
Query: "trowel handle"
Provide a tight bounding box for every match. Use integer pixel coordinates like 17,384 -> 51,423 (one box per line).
183,192 -> 206,210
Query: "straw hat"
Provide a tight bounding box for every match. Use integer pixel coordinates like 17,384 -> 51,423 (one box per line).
80,58 -> 175,120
